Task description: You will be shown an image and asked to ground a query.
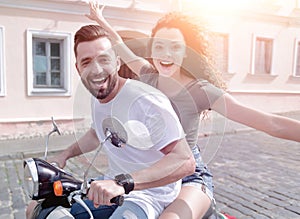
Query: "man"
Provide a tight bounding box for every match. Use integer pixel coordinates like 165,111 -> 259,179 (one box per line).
26,25 -> 194,219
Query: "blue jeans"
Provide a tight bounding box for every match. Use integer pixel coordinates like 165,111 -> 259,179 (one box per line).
70,200 -> 147,219
182,145 -> 214,198
32,200 -> 116,219
70,200 -> 117,219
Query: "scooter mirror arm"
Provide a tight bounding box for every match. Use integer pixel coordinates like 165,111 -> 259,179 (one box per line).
82,129 -> 113,191
44,117 -> 61,160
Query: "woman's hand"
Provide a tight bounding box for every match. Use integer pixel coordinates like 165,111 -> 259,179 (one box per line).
85,0 -> 123,43
86,1 -> 105,24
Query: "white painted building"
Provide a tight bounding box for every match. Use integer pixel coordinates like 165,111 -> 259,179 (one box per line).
0,0 -> 180,139
0,0 -> 299,139
181,0 -> 300,113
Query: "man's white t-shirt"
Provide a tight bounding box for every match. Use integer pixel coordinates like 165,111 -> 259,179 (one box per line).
91,79 -> 185,218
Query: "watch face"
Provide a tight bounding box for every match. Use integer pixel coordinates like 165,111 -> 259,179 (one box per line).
115,174 -> 134,194
115,174 -> 126,184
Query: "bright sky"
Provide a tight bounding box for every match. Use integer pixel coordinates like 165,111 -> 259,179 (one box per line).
184,0 -> 252,10
179,0 -> 292,30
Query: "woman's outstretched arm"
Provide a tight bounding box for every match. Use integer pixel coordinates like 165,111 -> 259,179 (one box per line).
212,93 -> 300,142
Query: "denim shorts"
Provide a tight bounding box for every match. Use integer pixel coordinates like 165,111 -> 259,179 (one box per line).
182,145 -> 214,200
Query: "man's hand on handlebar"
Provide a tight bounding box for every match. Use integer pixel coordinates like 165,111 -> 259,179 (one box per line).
88,180 -> 125,208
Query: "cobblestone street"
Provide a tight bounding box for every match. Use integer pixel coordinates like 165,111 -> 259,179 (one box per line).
0,129 -> 299,219
206,131 -> 300,218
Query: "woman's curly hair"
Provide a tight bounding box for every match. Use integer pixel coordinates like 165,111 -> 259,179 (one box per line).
149,12 -> 227,90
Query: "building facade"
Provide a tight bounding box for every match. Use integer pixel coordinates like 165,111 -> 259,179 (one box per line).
0,0 -> 299,139
0,0 -> 180,139
181,0 -> 300,113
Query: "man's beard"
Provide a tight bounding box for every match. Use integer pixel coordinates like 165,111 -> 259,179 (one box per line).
95,73 -> 117,100
82,72 -> 118,100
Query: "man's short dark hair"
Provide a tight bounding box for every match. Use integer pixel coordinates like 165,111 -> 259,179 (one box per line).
74,25 -> 110,57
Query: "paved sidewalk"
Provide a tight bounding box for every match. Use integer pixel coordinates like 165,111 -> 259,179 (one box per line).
0,111 -> 299,218
206,131 -> 300,218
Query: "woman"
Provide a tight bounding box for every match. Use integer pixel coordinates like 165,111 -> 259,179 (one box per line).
86,2 -> 300,219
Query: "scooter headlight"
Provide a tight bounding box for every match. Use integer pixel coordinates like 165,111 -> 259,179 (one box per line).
23,158 -> 39,199
23,157 -> 83,200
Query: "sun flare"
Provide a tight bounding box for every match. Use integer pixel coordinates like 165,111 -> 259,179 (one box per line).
181,0 -> 280,15
187,0 -> 252,9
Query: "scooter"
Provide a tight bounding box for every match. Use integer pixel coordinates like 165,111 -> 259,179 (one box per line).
23,118 -> 234,219
23,117 -> 126,219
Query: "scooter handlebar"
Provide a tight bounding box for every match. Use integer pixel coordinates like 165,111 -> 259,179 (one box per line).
83,179 -> 124,206
110,195 -> 124,206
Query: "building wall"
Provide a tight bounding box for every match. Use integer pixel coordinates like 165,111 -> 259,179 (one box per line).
0,0 -> 176,139
226,14 -> 300,113
0,0 -> 299,139
182,0 -> 300,113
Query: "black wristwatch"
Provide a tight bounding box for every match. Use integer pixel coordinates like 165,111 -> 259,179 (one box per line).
114,174 -> 134,194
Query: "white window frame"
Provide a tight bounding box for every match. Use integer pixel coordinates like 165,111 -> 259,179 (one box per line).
0,26 -> 5,96
292,38 -> 300,77
213,32 -> 229,74
251,34 -> 274,75
27,29 -> 72,96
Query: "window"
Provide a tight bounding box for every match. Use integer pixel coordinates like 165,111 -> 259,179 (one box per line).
0,26 -> 5,96
27,29 -> 71,96
252,36 -> 273,74
33,38 -> 63,88
213,33 -> 229,73
293,39 -> 300,77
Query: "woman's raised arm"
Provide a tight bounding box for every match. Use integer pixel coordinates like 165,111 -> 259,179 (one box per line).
86,1 -> 149,76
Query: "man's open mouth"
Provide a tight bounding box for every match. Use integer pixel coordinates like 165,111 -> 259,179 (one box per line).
160,61 -> 174,68
92,76 -> 108,84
